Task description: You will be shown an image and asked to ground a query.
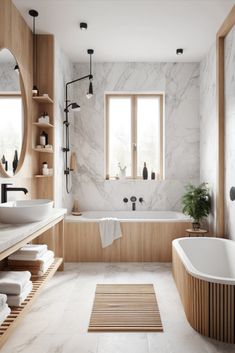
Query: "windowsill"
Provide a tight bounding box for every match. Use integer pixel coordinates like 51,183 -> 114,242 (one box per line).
105,178 -> 163,182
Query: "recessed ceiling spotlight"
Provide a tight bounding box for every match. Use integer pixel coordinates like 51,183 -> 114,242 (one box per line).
176,48 -> 183,55
80,22 -> 88,30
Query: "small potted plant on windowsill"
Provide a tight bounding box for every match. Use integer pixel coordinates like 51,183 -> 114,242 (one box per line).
182,183 -> 211,230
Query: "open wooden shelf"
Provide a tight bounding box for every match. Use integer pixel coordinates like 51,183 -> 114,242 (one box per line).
33,122 -> 54,128
33,148 -> 53,154
0,258 -> 63,348
32,96 -> 53,104
34,175 -> 53,178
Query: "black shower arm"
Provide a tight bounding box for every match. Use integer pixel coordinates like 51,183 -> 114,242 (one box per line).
65,74 -> 93,107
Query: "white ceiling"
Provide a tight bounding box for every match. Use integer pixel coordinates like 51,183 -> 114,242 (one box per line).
13,0 -> 235,63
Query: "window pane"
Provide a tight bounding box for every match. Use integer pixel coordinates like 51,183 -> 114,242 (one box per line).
108,97 -> 131,177
136,97 -> 160,177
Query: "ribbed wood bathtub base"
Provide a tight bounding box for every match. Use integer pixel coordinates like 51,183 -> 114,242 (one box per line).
173,248 -> 235,343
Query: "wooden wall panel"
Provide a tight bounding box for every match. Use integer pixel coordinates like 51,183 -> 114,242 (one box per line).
0,0 -> 37,198
216,5 -> 235,236
0,1 -> 55,203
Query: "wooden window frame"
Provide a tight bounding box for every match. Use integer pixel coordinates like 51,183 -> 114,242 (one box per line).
105,92 -> 164,180
216,5 -> 235,236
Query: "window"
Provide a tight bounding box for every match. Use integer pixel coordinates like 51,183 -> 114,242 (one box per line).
105,93 -> 163,179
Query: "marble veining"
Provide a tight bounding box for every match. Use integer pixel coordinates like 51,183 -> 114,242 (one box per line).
0,263 -> 234,353
0,62 -> 20,92
54,41 -> 74,210
69,62 -> 200,212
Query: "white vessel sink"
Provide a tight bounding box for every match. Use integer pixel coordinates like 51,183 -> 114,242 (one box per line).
0,200 -> 53,224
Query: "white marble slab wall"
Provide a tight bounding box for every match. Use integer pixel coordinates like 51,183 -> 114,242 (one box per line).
54,40 -> 74,210
199,44 -> 217,232
0,62 -> 20,91
225,25 -> 235,240
69,62 -> 200,212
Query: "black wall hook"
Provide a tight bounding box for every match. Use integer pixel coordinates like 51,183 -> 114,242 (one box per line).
230,187 -> 235,201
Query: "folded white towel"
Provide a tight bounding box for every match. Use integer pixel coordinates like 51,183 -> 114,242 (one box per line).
99,218 -> 122,248
32,256 -> 54,277
0,271 -> 31,295
7,281 -> 33,307
38,250 -> 54,265
0,304 -> 11,325
8,244 -> 48,261
0,293 -> 7,309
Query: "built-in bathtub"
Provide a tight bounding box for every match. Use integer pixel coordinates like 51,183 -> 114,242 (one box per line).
66,211 -> 189,222
65,211 -> 190,262
173,237 -> 235,343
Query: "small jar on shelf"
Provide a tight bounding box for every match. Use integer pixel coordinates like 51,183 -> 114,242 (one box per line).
42,162 -> 49,176
39,131 -> 48,147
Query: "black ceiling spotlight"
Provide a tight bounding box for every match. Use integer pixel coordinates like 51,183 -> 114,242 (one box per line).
86,49 -> 94,99
80,22 -> 88,30
176,48 -> 184,55
29,9 -> 39,96
63,49 -> 94,193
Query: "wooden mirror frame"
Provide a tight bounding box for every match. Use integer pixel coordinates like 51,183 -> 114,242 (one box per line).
0,48 -> 28,178
216,5 -> 235,236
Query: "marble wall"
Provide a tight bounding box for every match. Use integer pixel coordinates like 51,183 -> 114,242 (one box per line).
225,25 -> 235,240
54,40 -> 73,210
0,61 -> 20,91
199,44 -> 217,232
70,62 -> 200,212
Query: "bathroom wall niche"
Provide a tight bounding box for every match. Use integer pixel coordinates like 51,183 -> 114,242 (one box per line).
0,48 -> 27,177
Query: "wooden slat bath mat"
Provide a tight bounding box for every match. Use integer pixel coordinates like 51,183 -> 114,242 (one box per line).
88,284 -> 163,332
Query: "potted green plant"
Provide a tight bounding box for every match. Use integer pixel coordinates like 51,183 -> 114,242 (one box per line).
182,183 -> 211,230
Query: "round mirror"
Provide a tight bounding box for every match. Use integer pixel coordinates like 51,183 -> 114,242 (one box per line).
0,48 -> 26,177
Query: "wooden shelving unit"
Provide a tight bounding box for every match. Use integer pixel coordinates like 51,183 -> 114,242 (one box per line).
0,258 -> 62,348
32,96 -> 53,104
33,122 -> 54,128
33,148 -> 53,154
32,34 -> 55,201
34,175 -> 53,178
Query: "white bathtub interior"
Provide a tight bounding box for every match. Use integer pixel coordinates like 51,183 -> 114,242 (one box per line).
173,237 -> 235,284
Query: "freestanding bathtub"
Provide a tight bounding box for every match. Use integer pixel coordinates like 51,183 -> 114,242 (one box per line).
65,211 -> 190,262
173,237 -> 235,343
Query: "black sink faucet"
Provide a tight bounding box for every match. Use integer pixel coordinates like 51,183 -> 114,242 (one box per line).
1,183 -> 28,203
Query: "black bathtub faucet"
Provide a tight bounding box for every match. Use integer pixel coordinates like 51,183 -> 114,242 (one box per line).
123,196 -> 144,211
130,196 -> 137,211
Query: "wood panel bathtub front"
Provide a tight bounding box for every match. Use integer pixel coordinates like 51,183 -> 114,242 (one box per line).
65,221 -> 190,262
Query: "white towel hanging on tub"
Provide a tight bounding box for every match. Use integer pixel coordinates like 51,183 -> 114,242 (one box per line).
99,218 -> 122,248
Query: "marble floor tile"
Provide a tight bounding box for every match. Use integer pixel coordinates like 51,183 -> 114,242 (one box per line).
1,333 -> 99,353
97,333 -> 149,353
0,263 -> 234,353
